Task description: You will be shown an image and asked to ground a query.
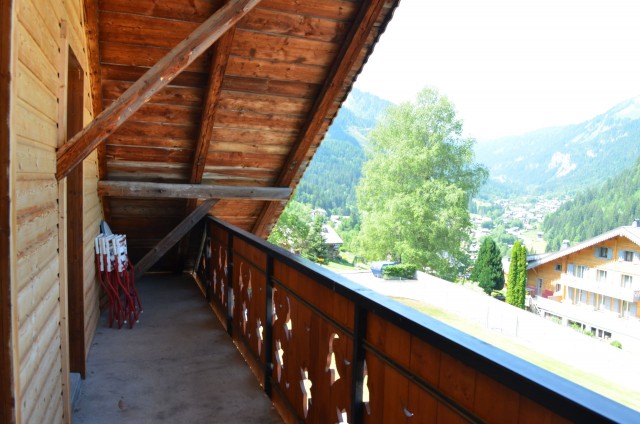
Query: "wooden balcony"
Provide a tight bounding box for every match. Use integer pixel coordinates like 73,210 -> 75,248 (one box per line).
560,273 -> 640,302
75,217 -> 639,423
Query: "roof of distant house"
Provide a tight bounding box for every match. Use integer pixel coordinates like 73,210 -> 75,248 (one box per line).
527,225 -> 640,270
322,224 -> 343,245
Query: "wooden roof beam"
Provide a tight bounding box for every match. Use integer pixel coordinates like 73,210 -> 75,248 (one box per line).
190,14 -> 236,186
251,0 -> 388,237
56,0 -> 262,180
98,181 -> 291,201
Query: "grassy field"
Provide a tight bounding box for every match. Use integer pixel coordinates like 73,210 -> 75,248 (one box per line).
322,258 -> 357,272
396,298 -> 640,411
521,229 -> 547,254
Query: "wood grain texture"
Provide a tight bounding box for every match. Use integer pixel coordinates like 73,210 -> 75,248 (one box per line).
0,0 -> 15,419
134,199 -> 217,280
251,0 -> 388,237
66,49 -> 86,378
98,181 -> 291,200
190,24 -> 236,186
56,0 -> 263,180
83,0 -> 108,188
66,165 -> 85,377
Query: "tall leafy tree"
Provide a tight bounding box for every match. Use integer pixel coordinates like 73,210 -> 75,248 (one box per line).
506,241 -> 527,308
268,200 -> 312,253
356,88 -> 488,281
471,237 -> 504,294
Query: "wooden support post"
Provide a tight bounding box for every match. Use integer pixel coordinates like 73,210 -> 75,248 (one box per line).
226,233 -> 234,336
98,181 -> 292,201
350,305 -> 367,424
56,0 -> 262,180
0,0 -> 15,421
134,200 -> 218,281
264,255 -> 274,398
67,165 -> 85,377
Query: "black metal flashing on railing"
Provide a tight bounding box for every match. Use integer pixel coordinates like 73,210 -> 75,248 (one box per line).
204,216 -> 640,423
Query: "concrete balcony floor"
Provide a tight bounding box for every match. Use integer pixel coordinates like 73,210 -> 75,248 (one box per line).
73,274 -> 281,423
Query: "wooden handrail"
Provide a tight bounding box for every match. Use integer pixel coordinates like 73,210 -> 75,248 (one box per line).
196,216 -> 639,423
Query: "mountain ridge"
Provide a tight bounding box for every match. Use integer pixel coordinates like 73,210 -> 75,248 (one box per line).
475,96 -> 640,196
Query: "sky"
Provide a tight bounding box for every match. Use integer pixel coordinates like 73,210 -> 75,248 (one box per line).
354,0 -> 640,141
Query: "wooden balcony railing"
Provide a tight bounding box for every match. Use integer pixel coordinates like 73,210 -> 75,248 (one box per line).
193,217 -> 638,423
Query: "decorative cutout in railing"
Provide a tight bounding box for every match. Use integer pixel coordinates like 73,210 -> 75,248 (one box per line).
196,217 -> 639,423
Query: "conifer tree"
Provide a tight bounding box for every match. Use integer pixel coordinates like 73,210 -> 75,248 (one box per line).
305,215 -> 329,262
471,237 -> 504,294
515,243 -> 528,308
506,241 -> 527,308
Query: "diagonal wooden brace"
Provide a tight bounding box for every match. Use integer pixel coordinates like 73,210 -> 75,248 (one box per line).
134,199 -> 218,281
56,0 -> 262,180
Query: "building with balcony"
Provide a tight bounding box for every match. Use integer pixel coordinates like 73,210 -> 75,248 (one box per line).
1,0 -> 638,423
527,224 -> 640,351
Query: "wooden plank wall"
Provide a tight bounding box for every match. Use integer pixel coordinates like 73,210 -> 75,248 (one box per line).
1,0 -> 15,421
11,0 -> 101,421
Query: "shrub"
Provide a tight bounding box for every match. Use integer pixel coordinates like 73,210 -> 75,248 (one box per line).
382,264 -> 417,280
610,340 -> 622,349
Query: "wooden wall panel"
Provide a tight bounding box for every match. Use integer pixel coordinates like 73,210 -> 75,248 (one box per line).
10,0 -> 102,421
82,151 -> 101,361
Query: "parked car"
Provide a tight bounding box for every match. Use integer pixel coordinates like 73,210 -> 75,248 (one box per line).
370,261 -> 399,278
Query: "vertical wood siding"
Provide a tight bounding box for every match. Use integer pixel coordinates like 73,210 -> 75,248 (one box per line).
11,0 -> 101,421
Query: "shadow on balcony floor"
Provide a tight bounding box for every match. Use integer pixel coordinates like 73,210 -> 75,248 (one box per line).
73,273 -> 282,423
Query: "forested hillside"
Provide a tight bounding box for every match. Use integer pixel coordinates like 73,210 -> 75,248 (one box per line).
543,157 -> 640,251
476,97 -> 640,196
295,88 -> 391,214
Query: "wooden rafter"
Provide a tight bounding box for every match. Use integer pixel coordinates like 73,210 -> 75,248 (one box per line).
134,199 -> 218,281
180,23 -> 235,267
56,0 -> 262,180
190,17 -> 236,186
98,181 -> 291,201
82,0 -> 103,177
82,0 -> 114,227
251,0 -> 388,237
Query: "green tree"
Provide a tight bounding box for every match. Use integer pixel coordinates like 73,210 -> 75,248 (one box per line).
268,200 -> 312,253
305,215 -> 329,262
506,241 -> 527,308
355,88 -> 488,281
471,237 -> 504,294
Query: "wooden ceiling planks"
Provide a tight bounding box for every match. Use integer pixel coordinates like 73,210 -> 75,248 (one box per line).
90,0 -> 399,267
251,0 -> 391,237
57,0 -> 263,180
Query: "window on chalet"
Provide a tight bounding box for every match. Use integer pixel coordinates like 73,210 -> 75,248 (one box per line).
595,246 -> 612,259
621,274 -> 633,288
622,250 -> 634,262
596,270 -> 607,283
554,263 -> 562,272
574,265 -> 588,278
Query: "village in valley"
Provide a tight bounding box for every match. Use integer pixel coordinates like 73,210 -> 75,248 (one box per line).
469,196 -> 566,258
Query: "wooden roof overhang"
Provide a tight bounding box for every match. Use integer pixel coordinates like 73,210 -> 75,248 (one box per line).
60,0 -> 399,272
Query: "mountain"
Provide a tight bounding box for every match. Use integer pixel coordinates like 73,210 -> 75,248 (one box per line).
475,97 -> 640,196
295,88 -> 392,214
542,156 -> 640,251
